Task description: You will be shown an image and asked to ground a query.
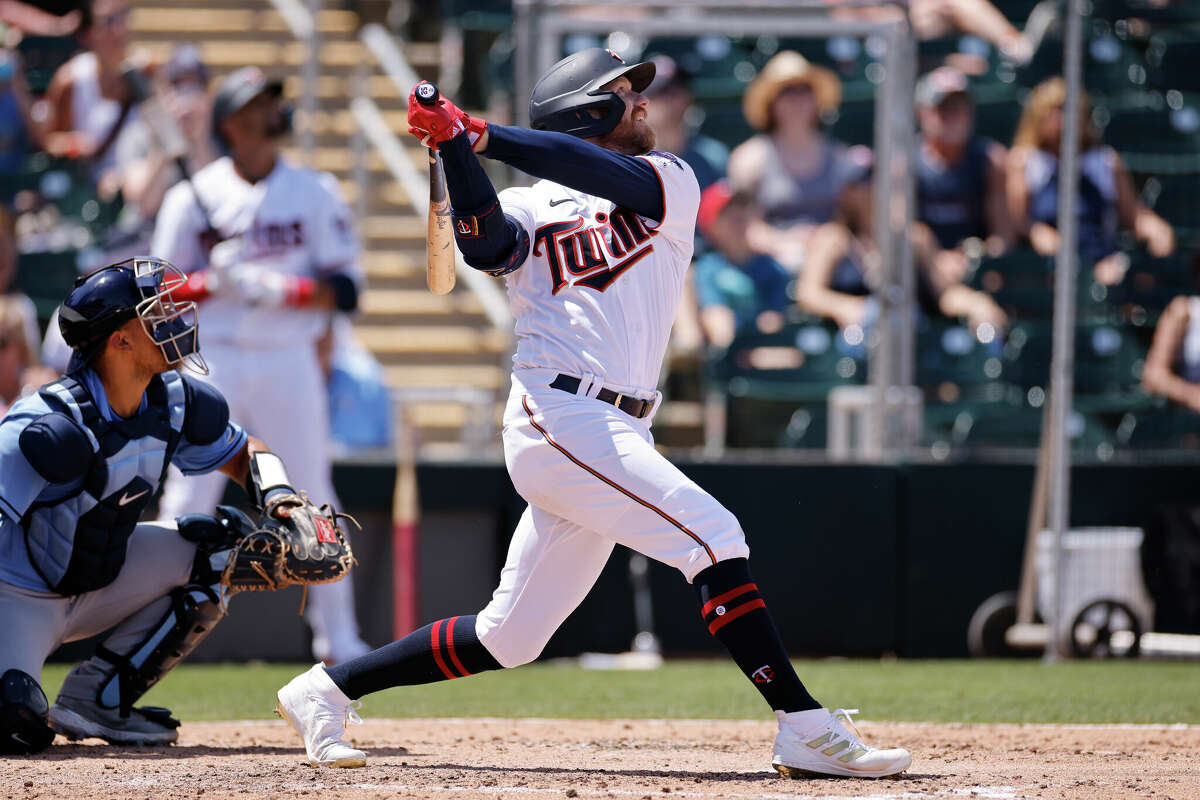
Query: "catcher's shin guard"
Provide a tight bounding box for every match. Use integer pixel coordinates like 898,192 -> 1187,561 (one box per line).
92,542 -> 229,718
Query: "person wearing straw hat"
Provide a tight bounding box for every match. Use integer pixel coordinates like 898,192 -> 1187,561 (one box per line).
728,50 -> 871,273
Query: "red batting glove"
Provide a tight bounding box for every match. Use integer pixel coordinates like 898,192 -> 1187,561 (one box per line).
407,90 -> 487,150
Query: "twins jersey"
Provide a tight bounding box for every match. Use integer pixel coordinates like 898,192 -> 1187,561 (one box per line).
151,156 -> 363,348
499,151 -> 701,394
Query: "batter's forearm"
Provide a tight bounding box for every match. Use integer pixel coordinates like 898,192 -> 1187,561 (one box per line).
482,125 -> 664,221
439,133 -> 523,269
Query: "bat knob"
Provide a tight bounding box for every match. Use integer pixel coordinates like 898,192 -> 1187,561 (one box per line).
415,81 -> 440,106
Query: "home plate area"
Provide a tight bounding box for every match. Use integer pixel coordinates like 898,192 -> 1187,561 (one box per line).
9,718 -> 1198,800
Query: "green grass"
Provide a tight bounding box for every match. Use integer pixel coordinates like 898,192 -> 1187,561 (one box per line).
42,659 -> 1199,724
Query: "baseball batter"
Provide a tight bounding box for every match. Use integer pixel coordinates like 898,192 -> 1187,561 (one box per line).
0,257 -> 346,752
150,67 -> 370,664
277,49 -> 910,779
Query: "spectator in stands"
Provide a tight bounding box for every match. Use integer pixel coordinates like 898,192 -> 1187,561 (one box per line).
1006,77 -> 1175,286
692,181 -> 791,349
31,0 -> 142,191
727,50 -> 871,272
915,67 -> 1014,262
0,208 -> 52,403
0,294 -> 36,415
828,0 -> 1032,64
1142,259 -> 1200,414
643,55 -> 727,193
0,0 -> 80,37
102,44 -> 217,261
798,197 -> 1006,333
0,48 -> 33,199
114,45 -> 216,221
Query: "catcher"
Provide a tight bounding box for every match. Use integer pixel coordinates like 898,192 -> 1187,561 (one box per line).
0,256 -> 354,753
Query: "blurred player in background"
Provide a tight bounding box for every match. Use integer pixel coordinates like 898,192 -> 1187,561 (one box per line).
275,49 -> 911,779
151,67 -> 371,665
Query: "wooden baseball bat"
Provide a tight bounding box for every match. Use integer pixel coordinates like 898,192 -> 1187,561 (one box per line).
415,81 -> 455,295
392,409 -> 420,639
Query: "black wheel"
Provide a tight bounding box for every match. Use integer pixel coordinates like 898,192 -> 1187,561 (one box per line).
967,591 -> 1041,658
1070,599 -> 1142,658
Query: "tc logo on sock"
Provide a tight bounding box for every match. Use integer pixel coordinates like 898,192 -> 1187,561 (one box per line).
751,665 -> 774,684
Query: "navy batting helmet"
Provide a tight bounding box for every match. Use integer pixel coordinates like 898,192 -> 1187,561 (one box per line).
59,257 -> 206,373
530,48 -> 655,139
211,66 -> 290,150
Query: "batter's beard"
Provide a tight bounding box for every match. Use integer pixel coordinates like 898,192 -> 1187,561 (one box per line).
595,121 -> 656,155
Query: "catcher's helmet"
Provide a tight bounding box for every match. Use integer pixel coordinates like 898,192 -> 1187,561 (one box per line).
59,256 -> 207,374
530,48 -> 655,139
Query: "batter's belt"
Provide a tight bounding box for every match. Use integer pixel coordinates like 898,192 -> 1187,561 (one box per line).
549,374 -> 655,419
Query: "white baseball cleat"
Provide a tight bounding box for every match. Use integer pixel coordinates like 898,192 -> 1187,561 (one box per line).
771,707 -> 911,779
275,663 -> 367,768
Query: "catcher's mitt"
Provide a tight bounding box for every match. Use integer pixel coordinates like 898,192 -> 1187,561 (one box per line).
220,495 -> 357,594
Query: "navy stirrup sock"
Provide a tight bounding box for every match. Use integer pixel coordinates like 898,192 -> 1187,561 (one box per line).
693,558 -> 820,713
325,614 -> 502,700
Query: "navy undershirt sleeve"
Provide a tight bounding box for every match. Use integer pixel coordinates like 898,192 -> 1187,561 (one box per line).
438,133 -> 521,268
482,125 -> 665,222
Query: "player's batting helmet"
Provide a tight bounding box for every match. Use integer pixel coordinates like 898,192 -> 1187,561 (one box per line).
59,257 -> 207,373
530,48 -> 656,139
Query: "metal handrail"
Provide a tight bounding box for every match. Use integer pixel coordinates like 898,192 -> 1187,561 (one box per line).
354,24 -> 512,330
265,0 -> 313,39
264,0 -> 317,160
360,23 -> 421,96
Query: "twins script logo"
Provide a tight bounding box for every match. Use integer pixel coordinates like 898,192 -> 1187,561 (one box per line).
533,208 -> 657,294
751,665 -> 774,684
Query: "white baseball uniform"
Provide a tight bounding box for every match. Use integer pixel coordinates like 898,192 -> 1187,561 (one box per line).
150,155 -> 370,662
475,151 -> 749,668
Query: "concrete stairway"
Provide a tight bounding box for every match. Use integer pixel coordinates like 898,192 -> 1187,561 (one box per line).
129,0 -> 506,455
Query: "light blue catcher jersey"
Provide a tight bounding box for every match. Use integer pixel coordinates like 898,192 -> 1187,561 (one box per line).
0,368 -> 247,593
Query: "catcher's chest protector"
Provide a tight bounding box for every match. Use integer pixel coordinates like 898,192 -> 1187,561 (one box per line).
23,373 -> 186,595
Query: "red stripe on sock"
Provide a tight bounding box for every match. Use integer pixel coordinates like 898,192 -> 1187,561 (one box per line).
522,395 -> 717,565
700,583 -> 758,618
444,616 -> 471,678
430,619 -> 457,680
707,598 -> 766,635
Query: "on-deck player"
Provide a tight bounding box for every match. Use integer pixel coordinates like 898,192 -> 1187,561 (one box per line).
150,67 -> 371,664
276,49 -> 911,779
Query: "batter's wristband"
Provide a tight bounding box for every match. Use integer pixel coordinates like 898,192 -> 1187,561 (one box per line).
284,275 -> 317,307
172,270 -> 214,302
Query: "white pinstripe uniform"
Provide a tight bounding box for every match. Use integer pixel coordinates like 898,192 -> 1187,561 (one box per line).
150,156 -> 369,663
474,151 -> 749,668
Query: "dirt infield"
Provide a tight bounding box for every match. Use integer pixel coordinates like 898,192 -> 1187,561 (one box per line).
7,718 -> 1198,800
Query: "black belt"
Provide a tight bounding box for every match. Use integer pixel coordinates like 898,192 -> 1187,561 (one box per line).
549,374 -> 654,419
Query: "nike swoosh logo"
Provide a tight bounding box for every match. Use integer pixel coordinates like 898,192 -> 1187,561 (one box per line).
10,733 -> 29,746
549,198 -> 572,207
118,489 -> 149,506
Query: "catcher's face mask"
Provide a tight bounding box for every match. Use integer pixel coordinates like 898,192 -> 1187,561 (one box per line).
132,256 -> 208,375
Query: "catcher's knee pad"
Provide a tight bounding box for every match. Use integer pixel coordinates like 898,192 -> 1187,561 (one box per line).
1,669 -> 55,754
94,580 -> 225,717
